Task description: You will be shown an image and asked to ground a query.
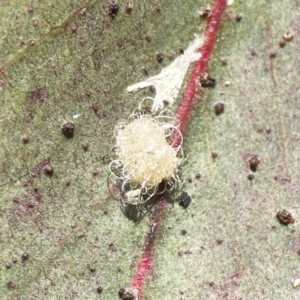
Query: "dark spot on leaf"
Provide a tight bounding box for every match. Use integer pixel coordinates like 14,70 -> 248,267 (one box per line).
198,9 -> 211,18
118,288 -> 135,300
178,191 -> 192,209
82,142 -> 89,151
214,102 -> 224,115
200,72 -> 216,87
28,87 -> 47,102
235,14 -> 242,22
249,156 -> 260,172
21,252 -> 29,262
96,285 -> 103,293
145,35 -> 151,42
108,243 -> 118,252
181,229 -> 187,236
61,122 -> 75,138
5,262 -> 11,269
27,6 -> 34,12
247,173 -> 254,180
103,0 -> 119,18
87,264 -> 95,272
22,133 -> 30,143
279,40 -> 286,47
276,209 -> 295,225
125,3 -> 133,13
6,281 -> 16,289
33,20 -> 38,27
216,238 -> 223,244
156,52 -> 164,62
211,152 -> 218,159
195,172 -> 201,179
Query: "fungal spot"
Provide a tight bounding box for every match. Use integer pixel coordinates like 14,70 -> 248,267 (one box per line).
22,133 -> 30,143
5,262 -> 11,269
195,172 -> 201,179
279,40 -> 286,47
211,152 -> 218,159
6,281 -> 16,289
178,191 -> 192,208
125,2 -> 133,13
33,20 -> 38,27
198,9 -> 211,18
249,156 -> 259,172
82,142 -> 89,151
27,6 -> 34,13
154,5 -> 161,12
103,0 -> 119,18
96,285 -> 103,293
235,14 -> 242,22
276,209 -> 295,225
118,288 -> 136,300
268,49 -> 277,58
200,72 -> 216,87
156,52 -> 164,62
214,102 -> 224,115
181,229 -> 187,236
178,47 -> 184,54
87,264 -> 95,272
61,122 -> 75,138
21,252 -> 29,262
247,173 -> 254,180
145,35 -> 151,42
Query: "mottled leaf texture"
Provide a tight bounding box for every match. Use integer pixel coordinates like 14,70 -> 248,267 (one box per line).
0,0 -> 300,299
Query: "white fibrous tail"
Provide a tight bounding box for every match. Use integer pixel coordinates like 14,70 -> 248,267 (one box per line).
127,35 -> 204,112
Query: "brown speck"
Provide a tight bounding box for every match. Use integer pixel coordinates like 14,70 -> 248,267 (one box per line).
27,6 -> 34,12
279,40 -> 286,47
250,49 -> 257,56
276,209 -> 295,225
21,252 -> 29,262
91,102 -> 99,113
211,152 -> 218,159
12,257 -> 17,263
87,264 -> 95,272
79,38 -> 86,46
33,20 -> 38,27
221,58 -> 227,65
108,243 -> 118,252
27,40 -> 35,46
247,173 -> 254,180
61,122 -> 75,138
92,170 -> 99,176
268,49 -> 277,58
249,156 -> 260,172
266,127 -> 271,133
86,90 -> 92,97
154,5 -> 161,12
82,142 -> 89,151
22,133 -> 30,143
145,35 -> 151,42
198,9 -> 211,18
104,209 -> 108,215
77,232 -> 85,238
65,180 -> 71,186
5,262 -> 11,269
178,191 -> 192,209
118,288 -> 135,300
214,102 -> 224,115
149,85 -> 156,93
103,0 -> 119,17
71,25 -> 78,33
7,281 -> 15,289
43,162 -> 53,175
235,14 -> 242,22
283,32 -> 293,42
181,230 -> 187,236
97,285 -> 103,293
125,2 -> 133,13
156,52 -> 164,62
142,65 -> 149,75
200,72 -> 216,87
187,178 -> 192,183
195,172 -> 201,179
79,7 -> 87,15
216,238 -> 223,244
178,47 -> 184,54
